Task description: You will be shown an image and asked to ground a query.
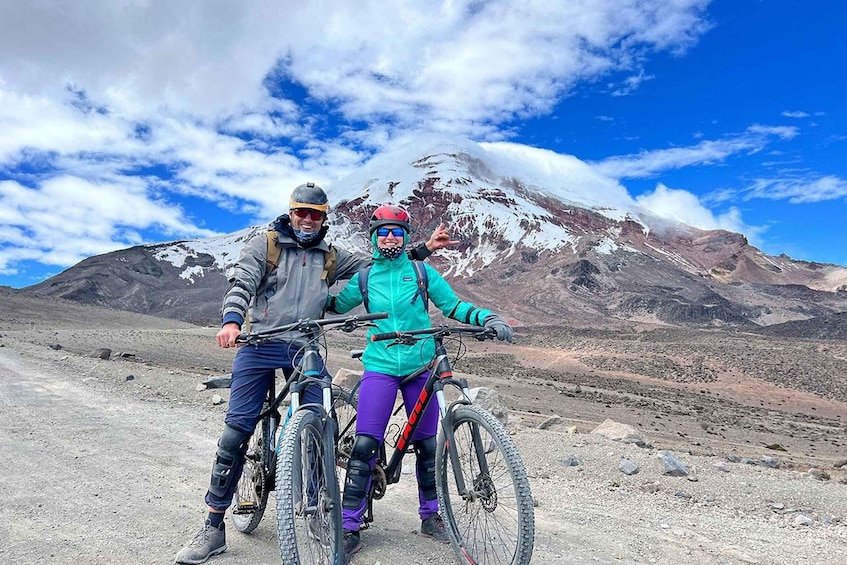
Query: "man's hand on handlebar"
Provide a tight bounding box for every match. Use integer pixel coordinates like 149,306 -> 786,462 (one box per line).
216,322 -> 242,349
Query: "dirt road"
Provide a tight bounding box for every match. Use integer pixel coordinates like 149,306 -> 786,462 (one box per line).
1,314 -> 846,564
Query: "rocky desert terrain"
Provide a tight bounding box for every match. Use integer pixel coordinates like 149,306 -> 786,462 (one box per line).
1,287 -> 846,564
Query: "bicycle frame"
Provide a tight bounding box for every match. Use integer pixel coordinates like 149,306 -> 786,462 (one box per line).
350,324 -> 535,565
353,327 -> 495,524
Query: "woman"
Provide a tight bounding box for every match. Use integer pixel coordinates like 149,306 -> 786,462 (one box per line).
326,204 -> 513,560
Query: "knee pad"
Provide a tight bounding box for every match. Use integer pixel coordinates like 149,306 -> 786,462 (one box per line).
342,434 -> 380,510
414,436 -> 438,501
209,425 -> 251,499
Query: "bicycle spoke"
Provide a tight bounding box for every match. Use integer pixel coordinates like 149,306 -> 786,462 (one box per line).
232,416 -> 270,533
437,405 -> 534,565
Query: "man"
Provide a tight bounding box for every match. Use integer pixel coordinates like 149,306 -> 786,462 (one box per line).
175,183 -> 456,564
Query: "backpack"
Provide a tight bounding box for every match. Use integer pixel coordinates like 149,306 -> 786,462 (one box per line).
264,229 -> 337,286
358,261 -> 429,312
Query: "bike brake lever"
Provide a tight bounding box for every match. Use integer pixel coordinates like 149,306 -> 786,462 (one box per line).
386,336 -> 416,348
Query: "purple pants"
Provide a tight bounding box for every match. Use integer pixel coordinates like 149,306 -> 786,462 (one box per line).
342,370 -> 440,531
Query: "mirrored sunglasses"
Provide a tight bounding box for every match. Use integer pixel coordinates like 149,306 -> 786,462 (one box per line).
376,227 -> 406,238
292,208 -> 325,221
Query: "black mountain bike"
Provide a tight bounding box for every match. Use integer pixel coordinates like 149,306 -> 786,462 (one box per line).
230,311 -> 387,565
336,325 -> 535,565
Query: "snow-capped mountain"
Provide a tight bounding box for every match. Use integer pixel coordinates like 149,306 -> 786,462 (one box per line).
23,139 -> 847,332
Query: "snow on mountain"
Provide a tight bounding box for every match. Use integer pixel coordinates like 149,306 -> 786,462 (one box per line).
148,226 -> 260,283
326,136 -> 645,276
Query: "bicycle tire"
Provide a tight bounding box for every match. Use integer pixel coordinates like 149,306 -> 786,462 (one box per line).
436,404 -> 535,565
276,409 -> 343,564
232,409 -> 271,533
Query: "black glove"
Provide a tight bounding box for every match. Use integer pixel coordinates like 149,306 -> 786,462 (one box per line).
484,315 -> 513,343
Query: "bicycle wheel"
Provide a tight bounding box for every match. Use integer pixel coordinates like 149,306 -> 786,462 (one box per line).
276,409 -> 343,564
232,411 -> 271,533
331,385 -> 357,469
436,404 -> 535,565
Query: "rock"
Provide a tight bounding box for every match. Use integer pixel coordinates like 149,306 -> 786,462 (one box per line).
49,343 -> 63,350
833,459 -> 847,469
560,456 -> 581,467
590,419 -> 647,447
211,394 -> 225,405
125,375 -> 135,381
88,348 -> 112,360
793,514 -> 813,527
759,456 -> 780,468
467,387 -> 509,425
658,450 -> 689,477
195,383 -> 207,392
619,458 -> 638,475
808,468 -> 830,481
713,461 -> 731,472
332,368 -> 363,391
537,415 -> 563,430
202,375 -> 233,389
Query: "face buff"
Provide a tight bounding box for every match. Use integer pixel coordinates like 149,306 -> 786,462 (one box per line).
294,229 -> 320,243
378,245 -> 404,260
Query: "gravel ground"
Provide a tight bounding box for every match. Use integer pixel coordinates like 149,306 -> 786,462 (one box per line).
1,291 -> 846,564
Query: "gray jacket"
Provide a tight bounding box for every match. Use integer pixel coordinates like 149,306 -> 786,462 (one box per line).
222,231 -> 366,338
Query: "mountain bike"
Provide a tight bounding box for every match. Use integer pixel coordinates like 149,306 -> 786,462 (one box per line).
336,325 -> 535,565
231,311 -> 387,565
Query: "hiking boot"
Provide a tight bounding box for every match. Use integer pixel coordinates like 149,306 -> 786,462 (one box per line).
343,529 -> 362,560
175,520 -> 227,564
420,514 -> 450,544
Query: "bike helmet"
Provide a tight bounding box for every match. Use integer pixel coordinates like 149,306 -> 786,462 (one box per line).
368,205 -> 411,234
289,182 -> 329,212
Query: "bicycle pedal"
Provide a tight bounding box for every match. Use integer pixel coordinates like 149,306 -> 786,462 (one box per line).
232,502 -> 257,515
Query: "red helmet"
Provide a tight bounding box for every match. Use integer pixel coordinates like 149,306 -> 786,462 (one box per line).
369,205 -> 411,234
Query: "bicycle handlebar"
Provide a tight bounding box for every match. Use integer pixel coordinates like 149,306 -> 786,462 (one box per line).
371,325 -> 490,342
236,311 -> 389,344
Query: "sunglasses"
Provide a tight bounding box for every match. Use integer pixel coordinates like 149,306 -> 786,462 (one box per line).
291,208 -> 325,221
376,227 -> 406,238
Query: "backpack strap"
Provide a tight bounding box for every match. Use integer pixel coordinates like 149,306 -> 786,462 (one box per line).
264,230 -> 336,286
322,245 -> 337,285
265,229 -> 282,275
358,264 -> 373,312
410,260 -> 429,311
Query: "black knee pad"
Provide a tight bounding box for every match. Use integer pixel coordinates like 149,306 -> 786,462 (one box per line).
342,434 -> 380,509
209,425 -> 251,499
414,436 -> 438,501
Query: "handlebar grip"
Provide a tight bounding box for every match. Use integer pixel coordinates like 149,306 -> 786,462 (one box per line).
371,331 -> 401,342
357,311 -> 389,322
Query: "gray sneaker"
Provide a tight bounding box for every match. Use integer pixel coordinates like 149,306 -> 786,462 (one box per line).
420,514 -> 450,544
175,520 -> 227,564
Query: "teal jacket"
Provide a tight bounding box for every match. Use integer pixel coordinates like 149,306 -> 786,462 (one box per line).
329,242 -> 493,376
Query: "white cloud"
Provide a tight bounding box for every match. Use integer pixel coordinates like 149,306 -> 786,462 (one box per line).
591,124 -> 799,179
781,110 -> 810,118
0,176 -> 217,274
746,175 -> 847,204
0,1 -> 716,281
635,182 -> 756,236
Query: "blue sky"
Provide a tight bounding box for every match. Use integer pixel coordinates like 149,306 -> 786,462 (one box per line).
1,0 -> 845,288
